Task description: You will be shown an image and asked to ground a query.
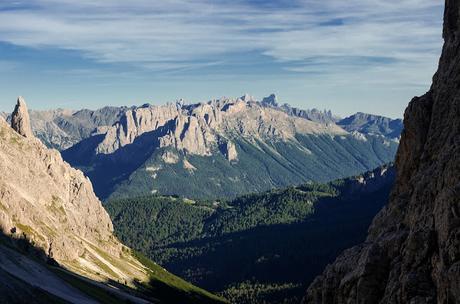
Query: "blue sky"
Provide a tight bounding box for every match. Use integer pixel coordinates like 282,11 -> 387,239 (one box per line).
0,0 -> 444,118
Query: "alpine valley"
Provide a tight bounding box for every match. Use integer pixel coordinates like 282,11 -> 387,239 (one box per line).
1,1 -> 457,304
0,94 -> 402,303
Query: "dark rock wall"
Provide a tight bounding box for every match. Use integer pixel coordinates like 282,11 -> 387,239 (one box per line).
304,1 -> 460,303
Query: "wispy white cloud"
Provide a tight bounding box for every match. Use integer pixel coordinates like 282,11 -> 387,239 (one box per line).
0,0 -> 443,85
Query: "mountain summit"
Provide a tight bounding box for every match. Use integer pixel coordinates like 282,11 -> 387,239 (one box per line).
261,94 -> 279,107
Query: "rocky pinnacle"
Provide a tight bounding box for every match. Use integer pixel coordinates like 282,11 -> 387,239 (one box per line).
10,96 -> 33,138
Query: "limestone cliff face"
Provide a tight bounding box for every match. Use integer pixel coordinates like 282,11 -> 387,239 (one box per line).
62,94 -> 399,200
95,96 -> 347,158
96,103 -> 179,154
304,1 -> 460,303
0,102 -> 148,285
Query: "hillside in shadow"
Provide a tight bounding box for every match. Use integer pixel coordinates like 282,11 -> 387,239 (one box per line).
107,165 -> 395,304
0,230 -> 226,304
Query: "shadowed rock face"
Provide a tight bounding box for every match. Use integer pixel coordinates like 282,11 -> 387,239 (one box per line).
304,1 -> 460,303
11,97 -> 33,138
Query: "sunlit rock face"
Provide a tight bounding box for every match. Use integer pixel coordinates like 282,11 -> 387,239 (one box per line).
0,99 -> 149,285
55,94 -> 399,200
10,96 -> 33,138
94,96 -> 347,157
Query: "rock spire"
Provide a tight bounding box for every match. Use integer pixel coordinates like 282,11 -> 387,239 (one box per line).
10,96 -> 33,138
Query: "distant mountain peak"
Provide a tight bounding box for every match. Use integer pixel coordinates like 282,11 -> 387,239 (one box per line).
261,94 -> 279,107
93,95 -> 347,156
338,112 -> 403,139
240,93 -> 256,102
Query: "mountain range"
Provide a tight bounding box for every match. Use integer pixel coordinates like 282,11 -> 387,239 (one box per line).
0,98 -> 225,304
1,1 -> 459,303
0,96 -> 401,304
3,95 -> 402,201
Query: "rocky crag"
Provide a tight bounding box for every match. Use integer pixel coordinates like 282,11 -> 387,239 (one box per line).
60,95 -> 399,200
2,94 -> 401,200
3,105 -> 127,150
10,96 -> 34,138
0,98 -> 148,284
0,98 -> 226,304
304,1 -> 460,303
94,95 -> 346,156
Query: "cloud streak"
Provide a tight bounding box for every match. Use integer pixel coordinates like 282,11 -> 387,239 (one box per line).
0,0 -> 445,117
0,0 -> 443,73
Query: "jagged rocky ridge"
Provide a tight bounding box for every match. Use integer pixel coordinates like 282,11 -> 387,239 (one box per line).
2,94 -> 396,152
304,1 -> 460,303
57,95 -> 399,200
0,98 -> 225,303
2,94 -> 401,200
2,106 -> 127,150
90,94 -> 346,156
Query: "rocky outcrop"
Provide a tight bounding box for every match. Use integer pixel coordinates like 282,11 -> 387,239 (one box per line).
281,104 -> 338,124
336,164 -> 396,198
96,103 -> 180,154
0,99 -> 149,285
220,140 -> 238,162
95,96 -> 347,158
304,1 -> 460,303
10,96 -> 33,138
61,94 -> 401,200
4,106 -> 127,150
